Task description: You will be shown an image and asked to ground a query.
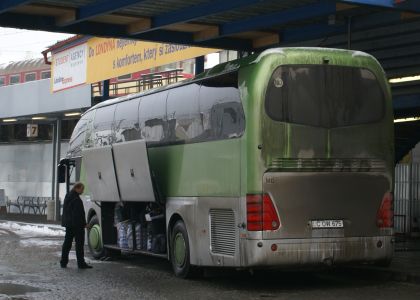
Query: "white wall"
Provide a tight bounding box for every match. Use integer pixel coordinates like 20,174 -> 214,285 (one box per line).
0,79 -> 91,118
0,142 -> 68,207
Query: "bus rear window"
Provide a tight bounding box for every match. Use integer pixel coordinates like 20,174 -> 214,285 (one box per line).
265,65 -> 385,128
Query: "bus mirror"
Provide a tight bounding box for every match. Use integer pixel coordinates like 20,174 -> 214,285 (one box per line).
57,164 -> 66,183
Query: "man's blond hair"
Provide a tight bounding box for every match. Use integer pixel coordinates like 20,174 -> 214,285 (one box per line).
71,182 -> 84,192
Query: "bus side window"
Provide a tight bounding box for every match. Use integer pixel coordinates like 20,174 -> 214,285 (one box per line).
198,72 -> 244,141
68,110 -> 94,156
139,91 -> 168,144
92,106 -> 116,147
166,83 -> 202,143
113,98 -> 141,143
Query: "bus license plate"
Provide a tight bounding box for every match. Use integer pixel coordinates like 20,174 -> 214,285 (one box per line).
311,220 -> 344,229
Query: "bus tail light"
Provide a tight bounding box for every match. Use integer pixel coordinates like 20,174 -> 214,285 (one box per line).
247,194 -> 281,231
377,192 -> 393,228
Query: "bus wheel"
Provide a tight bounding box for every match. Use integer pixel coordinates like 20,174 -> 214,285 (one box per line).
88,215 -> 106,259
170,220 -> 201,278
374,258 -> 392,267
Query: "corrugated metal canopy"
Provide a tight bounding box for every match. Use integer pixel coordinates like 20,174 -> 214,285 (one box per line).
0,1 -> 417,51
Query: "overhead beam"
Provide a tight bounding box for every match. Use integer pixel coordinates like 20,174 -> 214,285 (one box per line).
206,2 -> 338,41
128,0 -> 263,35
127,18 -> 152,35
194,26 -> 220,42
282,23 -> 347,43
252,33 -> 280,48
281,8 -> 420,47
340,0 -> 420,13
394,94 -> 420,110
60,0 -> 148,26
56,9 -> 77,26
0,0 -> 31,14
340,0 -> 397,8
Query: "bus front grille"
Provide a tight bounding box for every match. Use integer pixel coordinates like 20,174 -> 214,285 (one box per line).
269,158 -> 387,172
210,209 -> 236,257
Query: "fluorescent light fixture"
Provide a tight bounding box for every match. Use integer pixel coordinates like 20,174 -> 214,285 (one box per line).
64,112 -> 81,117
394,117 -> 420,123
389,75 -> 420,84
2,118 -> 17,122
32,116 -> 47,120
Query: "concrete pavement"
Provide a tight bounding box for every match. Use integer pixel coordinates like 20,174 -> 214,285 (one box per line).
1,220 -> 420,299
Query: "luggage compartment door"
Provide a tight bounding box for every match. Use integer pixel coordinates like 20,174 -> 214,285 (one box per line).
82,146 -> 120,202
112,140 -> 156,202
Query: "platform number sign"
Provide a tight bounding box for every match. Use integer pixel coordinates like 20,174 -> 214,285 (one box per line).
27,124 -> 38,138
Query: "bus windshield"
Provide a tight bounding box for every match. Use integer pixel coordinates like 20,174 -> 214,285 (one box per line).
265,65 -> 385,128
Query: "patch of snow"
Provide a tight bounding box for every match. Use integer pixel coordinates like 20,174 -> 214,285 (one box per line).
20,238 -> 62,247
0,221 -> 64,237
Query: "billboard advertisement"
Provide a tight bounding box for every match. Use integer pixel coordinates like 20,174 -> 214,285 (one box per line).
52,43 -> 87,92
86,38 -> 216,84
51,37 -> 217,93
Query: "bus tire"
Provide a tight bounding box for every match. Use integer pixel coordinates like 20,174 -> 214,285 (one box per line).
170,220 -> 201,278
87,215 -> 106,259
374,258 -> 392,267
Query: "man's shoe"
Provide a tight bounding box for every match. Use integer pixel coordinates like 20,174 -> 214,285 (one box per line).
78,263 -> 93,269
60,262 -> 67,268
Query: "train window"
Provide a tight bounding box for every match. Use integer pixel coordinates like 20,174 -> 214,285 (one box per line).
198,72 -> 245,141
265,65 -> 385,128
92,106 -> 116,147
139,91 -> 168,143
166,83 -> 202,143
41,71 -> 51,79
68,111 -> 94,157
113,98 -> 141,143
0,77 -> 4,87
9,75 -> 20,85
25,73 -> 36,82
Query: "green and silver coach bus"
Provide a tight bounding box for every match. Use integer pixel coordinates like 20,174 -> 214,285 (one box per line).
62,47 -> 394,278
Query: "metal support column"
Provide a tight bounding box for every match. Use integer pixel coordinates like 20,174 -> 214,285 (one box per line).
347,16 -> 352,50
103,79 -> 110,101
54,118 -> 62,221
51,122 -> 57,199
195,56 -> 205,75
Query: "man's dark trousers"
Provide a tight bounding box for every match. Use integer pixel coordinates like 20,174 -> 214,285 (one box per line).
60,226 -> 85,267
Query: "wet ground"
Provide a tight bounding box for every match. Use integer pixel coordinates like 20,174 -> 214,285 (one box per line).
0,221 -> 420,299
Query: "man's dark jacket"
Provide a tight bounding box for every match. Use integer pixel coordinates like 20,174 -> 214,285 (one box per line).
61,190 -> 86,228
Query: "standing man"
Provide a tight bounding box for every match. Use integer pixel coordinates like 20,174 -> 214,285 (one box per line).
60,182 -> 92,269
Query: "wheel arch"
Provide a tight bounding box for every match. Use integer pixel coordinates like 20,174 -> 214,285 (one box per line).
87,208 -> 97,222
167,213 -> 184,252
166,198 -> 198,265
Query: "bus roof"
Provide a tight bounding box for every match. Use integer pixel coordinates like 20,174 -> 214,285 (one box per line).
84,47 -> 375,115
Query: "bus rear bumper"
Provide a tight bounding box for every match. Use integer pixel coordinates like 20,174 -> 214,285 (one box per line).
242,236 -> 393,267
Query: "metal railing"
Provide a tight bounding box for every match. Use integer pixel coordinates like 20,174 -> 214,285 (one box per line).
92,68 -> 185,98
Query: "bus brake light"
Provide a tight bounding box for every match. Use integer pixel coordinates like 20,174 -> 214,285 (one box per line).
377,192 -> 393,228
247,194 -> 281,231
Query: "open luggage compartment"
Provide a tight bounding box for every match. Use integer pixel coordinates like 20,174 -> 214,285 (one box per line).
82,140 -> 167,258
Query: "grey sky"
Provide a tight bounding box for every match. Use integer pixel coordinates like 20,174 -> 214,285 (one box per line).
0,27 -> 72,65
